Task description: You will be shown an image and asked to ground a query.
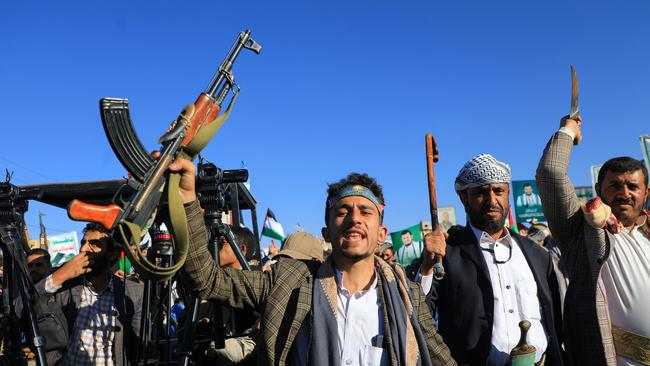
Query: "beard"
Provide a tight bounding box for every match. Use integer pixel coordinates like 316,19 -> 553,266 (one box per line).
468,204 -> 507,234
88,251 -> 111,274
333,238 -> 374,262
339,250 -> 373,261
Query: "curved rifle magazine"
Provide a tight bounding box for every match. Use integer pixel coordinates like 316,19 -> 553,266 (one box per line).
100,98 -> 154,183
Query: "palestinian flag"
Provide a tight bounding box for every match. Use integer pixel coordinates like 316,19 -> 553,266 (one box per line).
262,209 -> 286,241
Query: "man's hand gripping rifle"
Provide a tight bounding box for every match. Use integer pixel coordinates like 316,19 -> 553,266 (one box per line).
67,30 -> 262,282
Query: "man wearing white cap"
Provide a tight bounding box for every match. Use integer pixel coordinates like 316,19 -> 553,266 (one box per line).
419,154 -> 564,366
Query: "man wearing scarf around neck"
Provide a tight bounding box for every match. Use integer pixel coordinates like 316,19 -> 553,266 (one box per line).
419,154 -> 564,366
170,157 -> 455,366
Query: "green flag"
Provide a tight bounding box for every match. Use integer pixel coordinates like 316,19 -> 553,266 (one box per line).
262,208 -> 285,241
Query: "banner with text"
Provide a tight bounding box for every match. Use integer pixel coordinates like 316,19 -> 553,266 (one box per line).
47,231 -> 79,267
575,186 -> 595,204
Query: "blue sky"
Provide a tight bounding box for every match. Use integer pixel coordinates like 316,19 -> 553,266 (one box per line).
1,1 -> 649,250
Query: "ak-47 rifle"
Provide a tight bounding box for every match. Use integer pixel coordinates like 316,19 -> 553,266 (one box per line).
67,30 -> 262,281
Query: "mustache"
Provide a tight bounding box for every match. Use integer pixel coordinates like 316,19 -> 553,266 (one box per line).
480,204 -> 505,214
612,198 -> 635,206
341,223 -> 365,233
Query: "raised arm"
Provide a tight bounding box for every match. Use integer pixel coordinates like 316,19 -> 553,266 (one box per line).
535,116 -> 584,249
182,201 -> 271,310
171,158 -> 271,311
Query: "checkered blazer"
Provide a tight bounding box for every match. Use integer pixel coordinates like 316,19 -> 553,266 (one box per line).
182,201 -> 455,366
536,131 -> 616,366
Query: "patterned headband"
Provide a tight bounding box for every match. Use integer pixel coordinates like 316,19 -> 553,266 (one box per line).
328,185 -> 385,213
454,153 -> 512,192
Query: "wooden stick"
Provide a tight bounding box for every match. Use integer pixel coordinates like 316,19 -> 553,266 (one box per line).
425,133 -> 445,280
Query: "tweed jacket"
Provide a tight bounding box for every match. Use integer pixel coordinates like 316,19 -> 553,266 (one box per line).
182,201 -> 456,366
32,274 -> 143,366
536,131 -> 616,365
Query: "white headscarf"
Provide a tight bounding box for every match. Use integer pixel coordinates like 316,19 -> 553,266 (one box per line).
454,154 -> 511,192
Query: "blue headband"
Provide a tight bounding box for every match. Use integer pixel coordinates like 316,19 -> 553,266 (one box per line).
328,185 -> 384,213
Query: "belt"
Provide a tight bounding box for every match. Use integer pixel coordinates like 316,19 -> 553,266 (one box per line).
611,325 -> 650,366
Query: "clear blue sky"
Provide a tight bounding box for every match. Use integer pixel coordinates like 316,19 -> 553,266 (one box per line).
1,1 -> 649,250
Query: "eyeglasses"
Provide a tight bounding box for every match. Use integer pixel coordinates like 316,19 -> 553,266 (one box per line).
481,242 -> 513,264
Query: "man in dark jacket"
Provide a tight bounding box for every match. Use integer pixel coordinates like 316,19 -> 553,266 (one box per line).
419,154 -> 564,366
37,223 -> 142,366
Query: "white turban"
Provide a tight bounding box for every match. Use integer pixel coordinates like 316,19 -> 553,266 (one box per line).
454,154 -> 512,192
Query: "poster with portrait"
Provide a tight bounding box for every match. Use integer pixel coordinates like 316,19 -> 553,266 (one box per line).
511,180 -> 546,224
390,224 -> 424,268
437,206 -> 457,232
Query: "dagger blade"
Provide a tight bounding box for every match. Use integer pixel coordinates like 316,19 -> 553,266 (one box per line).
570,65 -> 579,119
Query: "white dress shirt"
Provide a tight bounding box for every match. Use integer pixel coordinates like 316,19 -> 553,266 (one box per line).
470,225 -> 547,365
335,268 -> 387,366
417,226 -> 548,365
600,218 -> 650,366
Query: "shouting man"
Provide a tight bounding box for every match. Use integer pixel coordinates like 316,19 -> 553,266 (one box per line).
172,156 -> 455,366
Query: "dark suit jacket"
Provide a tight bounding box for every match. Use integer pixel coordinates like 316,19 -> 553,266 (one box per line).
181,201 -> 456,366
34,275 -> 143,366
427,226 -> 564,366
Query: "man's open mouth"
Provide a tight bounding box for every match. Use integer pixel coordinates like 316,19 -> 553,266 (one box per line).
343,231 -> 365,240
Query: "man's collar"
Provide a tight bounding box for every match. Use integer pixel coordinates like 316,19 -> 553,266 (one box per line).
633,210 -> 650,237
639,212 -> 650,238
469,223 -> 511,247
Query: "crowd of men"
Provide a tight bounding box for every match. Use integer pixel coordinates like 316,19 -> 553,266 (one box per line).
8,113 -> 650,365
